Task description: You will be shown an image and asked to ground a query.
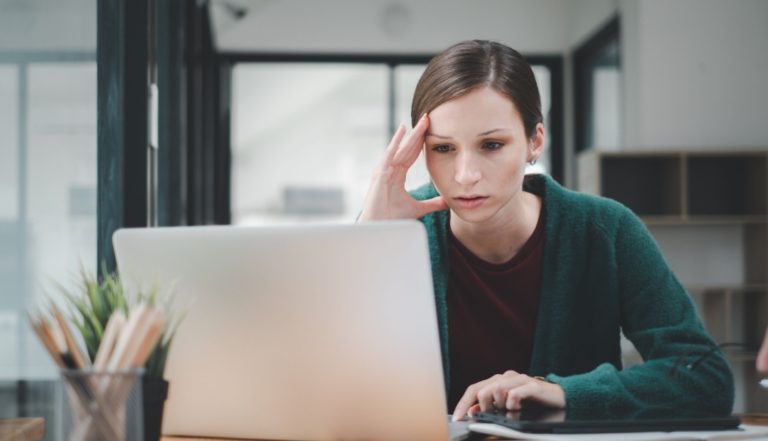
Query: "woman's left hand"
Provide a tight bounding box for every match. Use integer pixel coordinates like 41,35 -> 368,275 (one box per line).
452,371 -> 566,421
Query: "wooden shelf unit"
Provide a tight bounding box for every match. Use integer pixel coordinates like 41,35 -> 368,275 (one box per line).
578,149 -> 768,412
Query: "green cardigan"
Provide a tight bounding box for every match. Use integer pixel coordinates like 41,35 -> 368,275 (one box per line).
411,174 -> 734,413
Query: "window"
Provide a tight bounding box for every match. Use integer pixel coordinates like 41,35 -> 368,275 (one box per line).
591,42 -> 621,148
232,59 -> 559,224
393,64 -> 430,191
0,66 -> 18,219
0,65 -> 20,381
26,63 -> 98,330
231,63 -> 389,225
0,60 -> 96,382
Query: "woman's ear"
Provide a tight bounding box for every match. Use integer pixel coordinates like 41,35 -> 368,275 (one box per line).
528,122 -> 546,162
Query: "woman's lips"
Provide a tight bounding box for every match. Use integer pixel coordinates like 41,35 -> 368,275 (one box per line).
453,196 -> 488,209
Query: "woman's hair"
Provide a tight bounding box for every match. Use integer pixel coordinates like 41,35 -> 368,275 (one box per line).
411,40 -> 542,139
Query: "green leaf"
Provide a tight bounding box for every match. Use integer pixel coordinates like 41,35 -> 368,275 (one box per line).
55,261 -> 185,378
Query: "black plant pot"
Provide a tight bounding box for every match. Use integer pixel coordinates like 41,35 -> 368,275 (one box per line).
142,376 -> 169,441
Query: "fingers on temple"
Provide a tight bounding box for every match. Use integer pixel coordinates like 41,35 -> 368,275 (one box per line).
384,125 -> 407,161
393,114 -> 429,165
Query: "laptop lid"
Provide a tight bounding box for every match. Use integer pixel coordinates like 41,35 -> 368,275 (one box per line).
113,221 -> 449,441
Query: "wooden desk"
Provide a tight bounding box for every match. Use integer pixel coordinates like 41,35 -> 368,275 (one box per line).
0,418 -> 45,441
163,438 -> 246,441
160,436 -> 268,441
163,438 -> 231,441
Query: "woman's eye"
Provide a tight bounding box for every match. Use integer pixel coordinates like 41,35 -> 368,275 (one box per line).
483,141 -> 503,150
431,144 -> 451,153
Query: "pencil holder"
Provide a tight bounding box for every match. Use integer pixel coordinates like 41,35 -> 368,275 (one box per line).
60,369 -> 144,441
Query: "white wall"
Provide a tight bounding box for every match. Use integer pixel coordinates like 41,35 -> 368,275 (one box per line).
212,0 -> 570,54
620,0 -> 768,149
567,0 -> 619,47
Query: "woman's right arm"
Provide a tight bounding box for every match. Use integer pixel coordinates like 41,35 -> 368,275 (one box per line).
358,114 -> 447,222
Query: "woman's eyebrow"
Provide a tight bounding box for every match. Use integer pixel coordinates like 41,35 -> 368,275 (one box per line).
477,128 -> 511,136
426,128 -> 511,139
425,132 -> 451,139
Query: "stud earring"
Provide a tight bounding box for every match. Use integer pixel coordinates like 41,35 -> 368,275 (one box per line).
528,159 -> 537,166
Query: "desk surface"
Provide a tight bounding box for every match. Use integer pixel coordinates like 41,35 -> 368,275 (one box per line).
163,438 -> 232,441
161,435 -> 292,441
163,438 -> 274,441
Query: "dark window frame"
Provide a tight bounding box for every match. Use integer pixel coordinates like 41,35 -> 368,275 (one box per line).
155,0 -> 231,229
98,0 -> 150,273
574,14 -> 621,154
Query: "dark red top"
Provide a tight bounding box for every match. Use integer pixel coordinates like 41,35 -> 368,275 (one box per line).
446,207 -> 546,409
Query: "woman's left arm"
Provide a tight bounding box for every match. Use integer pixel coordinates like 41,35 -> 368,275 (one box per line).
547,210 -> 734,414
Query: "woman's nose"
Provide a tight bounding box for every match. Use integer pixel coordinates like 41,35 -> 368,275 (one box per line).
454,152 -> 481,185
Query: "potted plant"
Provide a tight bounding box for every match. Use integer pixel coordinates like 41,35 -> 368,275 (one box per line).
60,267 -> 184,441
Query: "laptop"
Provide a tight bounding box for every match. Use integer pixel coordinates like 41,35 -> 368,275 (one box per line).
471,407 -> 741,435
113,221 -> 469,441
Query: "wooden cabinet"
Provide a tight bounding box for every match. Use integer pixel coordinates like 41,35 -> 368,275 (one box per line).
578,149 -> 768,412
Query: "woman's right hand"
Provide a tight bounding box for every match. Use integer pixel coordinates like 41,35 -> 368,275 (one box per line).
358,114 -> 448,221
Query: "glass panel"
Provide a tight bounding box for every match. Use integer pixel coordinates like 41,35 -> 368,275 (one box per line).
0,66 -> 18,219
0,66 -> 20,381
231,63 -> 389,225
531,65 -> 552,175
23,63 -> 97,379
393,64 -> 429,191
588,40 -> 621,150
593,66 -> 621,148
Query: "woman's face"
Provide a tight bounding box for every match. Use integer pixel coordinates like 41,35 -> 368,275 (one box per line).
424,86 -> 544,225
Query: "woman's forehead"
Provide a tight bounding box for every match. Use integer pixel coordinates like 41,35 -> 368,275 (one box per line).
428,87 -> 524,135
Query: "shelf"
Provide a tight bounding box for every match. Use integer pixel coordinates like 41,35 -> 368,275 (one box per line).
601,156 -> 682,216
581,150 -> 768,218
688,154 -> 767,216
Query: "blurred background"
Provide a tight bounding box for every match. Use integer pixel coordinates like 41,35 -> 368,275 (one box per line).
1,0 -> 767,434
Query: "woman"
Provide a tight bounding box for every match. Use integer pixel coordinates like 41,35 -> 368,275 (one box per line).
359,40 -> 733,420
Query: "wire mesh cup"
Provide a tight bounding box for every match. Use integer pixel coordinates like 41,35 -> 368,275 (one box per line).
60,368 -> 144,441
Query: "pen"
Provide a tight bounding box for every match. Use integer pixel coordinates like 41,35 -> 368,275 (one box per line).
51,303 -> 90,369
94,311 -> 126,370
